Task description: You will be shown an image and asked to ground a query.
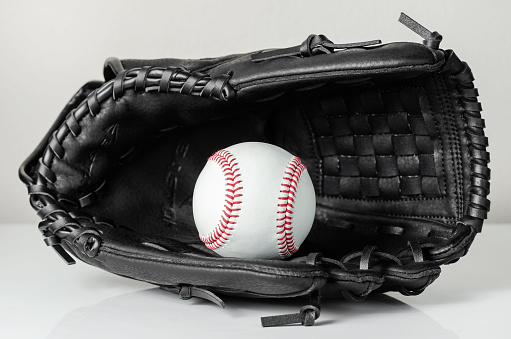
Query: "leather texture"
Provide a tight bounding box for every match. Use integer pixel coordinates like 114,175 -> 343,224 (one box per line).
20,13 -> 489,326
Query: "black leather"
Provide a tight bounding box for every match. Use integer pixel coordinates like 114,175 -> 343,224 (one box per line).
20,13 -> 489,326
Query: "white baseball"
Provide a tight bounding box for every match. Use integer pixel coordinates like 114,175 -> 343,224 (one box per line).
192,142 -> 316,260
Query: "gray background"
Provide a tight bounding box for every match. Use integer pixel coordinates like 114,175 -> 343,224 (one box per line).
1,0 -> 508,224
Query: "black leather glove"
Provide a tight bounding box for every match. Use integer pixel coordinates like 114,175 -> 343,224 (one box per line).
19,13 -> 489,327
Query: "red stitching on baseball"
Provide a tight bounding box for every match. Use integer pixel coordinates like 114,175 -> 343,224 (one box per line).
276,156 -> 306,258
199,150 -> 242,250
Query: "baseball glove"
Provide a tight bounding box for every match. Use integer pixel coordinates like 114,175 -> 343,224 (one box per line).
20,13 -> 490,326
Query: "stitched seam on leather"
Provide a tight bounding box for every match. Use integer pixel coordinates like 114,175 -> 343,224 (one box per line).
233,61 -> 445,91
443,75 -> 463,218
450,79 -> 466,220
375,213 -> 456,220
317,202 -> 457,221
322,196 -> 448,202
99,247 -> 327,277
436,74 -> 463,219
199,150 -> 242,250
423,86 -> 447,196
276,157 -> 306,258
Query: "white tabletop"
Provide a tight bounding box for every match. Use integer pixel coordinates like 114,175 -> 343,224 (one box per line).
1,223 -> 509,339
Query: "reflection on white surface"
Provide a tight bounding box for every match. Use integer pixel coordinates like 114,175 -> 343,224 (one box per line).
2,224 -> 511,339
46,289 -> 459,339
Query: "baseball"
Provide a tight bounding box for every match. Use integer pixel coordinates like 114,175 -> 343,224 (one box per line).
192,142 -> 316,260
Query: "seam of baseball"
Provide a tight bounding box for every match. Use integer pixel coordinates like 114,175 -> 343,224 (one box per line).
277,156 -> 306,258
199,150 -> 242,250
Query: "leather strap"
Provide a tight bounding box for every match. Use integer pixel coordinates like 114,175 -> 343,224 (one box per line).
261,290 -> 321,327
398,12 -> 442,49
408,240 -> 424,263
251,34 -> 381,62
160,285 -> 226,309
